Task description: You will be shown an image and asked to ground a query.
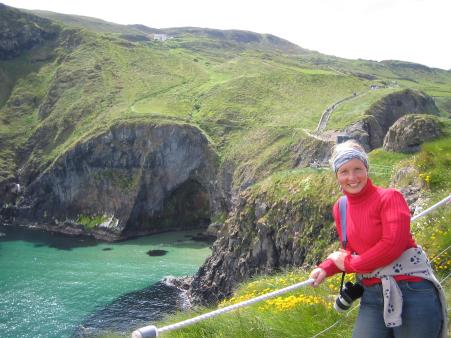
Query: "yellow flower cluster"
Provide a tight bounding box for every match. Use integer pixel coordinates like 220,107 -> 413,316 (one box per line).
219,271 -> 319,308
259,294 -> 330,312
418,172 -> 431,185
326,274 -> 343,293
432,255 -> 450,272
219,288 -> 273,307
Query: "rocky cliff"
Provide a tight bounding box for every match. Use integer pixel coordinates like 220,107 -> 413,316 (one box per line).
7,122 -> 223,240
0,4 -> 59,59
345,89 -> 439,150
190,170 -> 339,304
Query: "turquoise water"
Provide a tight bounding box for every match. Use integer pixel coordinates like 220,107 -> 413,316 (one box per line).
0,226 -> 211,338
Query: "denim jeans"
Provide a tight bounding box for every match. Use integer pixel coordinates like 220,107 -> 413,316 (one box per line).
352,280 -> 443,338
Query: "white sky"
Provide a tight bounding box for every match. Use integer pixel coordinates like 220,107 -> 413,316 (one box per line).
3,0 -> 451,70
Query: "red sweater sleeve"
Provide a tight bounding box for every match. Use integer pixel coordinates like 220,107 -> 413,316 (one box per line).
344,190 -> 411,273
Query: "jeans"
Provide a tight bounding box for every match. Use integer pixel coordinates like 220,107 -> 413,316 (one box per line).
352,280 -> 443,338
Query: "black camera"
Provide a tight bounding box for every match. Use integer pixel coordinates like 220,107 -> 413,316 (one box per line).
334,281 -> 364,312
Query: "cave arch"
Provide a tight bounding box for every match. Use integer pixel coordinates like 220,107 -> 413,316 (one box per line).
124,179 -> 211,235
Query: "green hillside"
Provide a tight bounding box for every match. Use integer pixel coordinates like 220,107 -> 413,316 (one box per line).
1,4 -> 450,184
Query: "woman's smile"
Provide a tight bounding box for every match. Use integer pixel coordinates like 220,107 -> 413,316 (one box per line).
336,158 -> 368,194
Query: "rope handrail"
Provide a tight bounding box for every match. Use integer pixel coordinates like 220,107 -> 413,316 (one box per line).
132,279 -> 314,337
411,194 -> 450,221
132,194 -> 450,338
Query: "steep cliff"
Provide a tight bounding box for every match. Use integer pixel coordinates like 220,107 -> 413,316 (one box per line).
9,122 -> 222,240
0,3 -> 59,59
345,89 -> 440,150
190,170 -> 339,304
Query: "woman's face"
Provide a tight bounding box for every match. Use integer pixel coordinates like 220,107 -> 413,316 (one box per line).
336,158 -> 368,194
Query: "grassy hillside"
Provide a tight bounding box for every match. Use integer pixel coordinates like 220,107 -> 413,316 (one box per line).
1,7 -> 451,186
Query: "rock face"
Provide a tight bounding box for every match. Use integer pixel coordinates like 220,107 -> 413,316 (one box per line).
383,114 -> 443,153
11,122 -> 222,240
292,136 -> 334,168
190,173 -> 338,304
345,89 -> 439,150
0,4 -> 59,59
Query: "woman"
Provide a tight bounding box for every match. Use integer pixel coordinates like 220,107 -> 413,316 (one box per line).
309,140 -> 446,338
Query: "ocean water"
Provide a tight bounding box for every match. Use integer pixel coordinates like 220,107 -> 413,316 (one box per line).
0,226 -> 211,338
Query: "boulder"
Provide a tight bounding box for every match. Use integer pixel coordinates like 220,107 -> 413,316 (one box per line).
343,89 -> 439,150
383,114 -> 443,153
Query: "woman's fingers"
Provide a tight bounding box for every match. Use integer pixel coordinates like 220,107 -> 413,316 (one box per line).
309,267 -> 327,287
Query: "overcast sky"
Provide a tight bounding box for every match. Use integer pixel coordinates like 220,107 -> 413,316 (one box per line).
4,0 -> 451,70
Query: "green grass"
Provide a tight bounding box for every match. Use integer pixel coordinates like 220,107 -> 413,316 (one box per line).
76,214 -> 109,230
155,270 -> 356,338
2,16 -> 451,184
414,137 -> 451,191
142,260 -> 449,338
326,88 -> 399,130
367,148 -> 413,186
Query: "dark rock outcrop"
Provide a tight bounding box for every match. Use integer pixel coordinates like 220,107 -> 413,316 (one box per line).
345,89 -> 439,150
292,135 -> 334,168
10,122 -> 222,240
344,115 -> 384,151
383,114 -> 443,153
0,4 -> 59,59
190,173 -> 339,304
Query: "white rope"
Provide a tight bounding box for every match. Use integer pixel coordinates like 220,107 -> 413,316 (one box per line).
310,303 -> 359,338
132,194 -> 451,338
411,194 -> 450,221
132,279 -> 314,337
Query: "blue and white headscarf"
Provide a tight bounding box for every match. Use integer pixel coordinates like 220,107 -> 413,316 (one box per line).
332,148 -> 369,173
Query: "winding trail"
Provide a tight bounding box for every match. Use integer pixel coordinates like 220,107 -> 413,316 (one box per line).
313,92 -> 363,134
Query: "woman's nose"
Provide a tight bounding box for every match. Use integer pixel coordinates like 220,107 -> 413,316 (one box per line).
348,171 -> 357,181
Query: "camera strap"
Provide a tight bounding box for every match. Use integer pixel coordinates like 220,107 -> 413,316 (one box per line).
339,196 -> 347,249
338,196 -> 347,294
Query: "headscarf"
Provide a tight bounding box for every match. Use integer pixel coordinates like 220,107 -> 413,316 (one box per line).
332,147 -> 369,173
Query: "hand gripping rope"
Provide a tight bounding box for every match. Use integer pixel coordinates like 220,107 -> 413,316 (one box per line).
132,194 -> 450,338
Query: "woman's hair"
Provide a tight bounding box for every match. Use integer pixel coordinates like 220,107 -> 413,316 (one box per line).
330,140 -> 369,173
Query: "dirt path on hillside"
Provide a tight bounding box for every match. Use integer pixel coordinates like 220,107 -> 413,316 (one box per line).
314,92 -> 364,134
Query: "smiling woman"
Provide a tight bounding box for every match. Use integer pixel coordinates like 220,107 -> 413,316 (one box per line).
332,141 -> 369,194
310,140 -> 447,338
336,159 -> 368,194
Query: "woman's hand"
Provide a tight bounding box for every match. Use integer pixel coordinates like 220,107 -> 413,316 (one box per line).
309,267 -> 327,287
327,249 -> 348,271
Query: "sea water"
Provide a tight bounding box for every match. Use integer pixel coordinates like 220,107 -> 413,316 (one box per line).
0,226 -> 211,338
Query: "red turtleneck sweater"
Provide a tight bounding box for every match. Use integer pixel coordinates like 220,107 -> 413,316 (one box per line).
319,179 -> 421,286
